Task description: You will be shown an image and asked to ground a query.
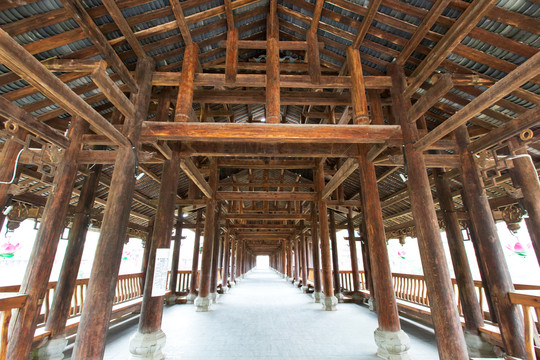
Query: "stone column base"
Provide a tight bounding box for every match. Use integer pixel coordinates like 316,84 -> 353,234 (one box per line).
209,292 -> 218,304
352,292 -> 364,304
335,292 -> 344,303
221,286 -> 229,294
186,293 -> 197,304
229,280 -> 236,287
321,295 -> 338,311
129,329 -> 167,360
313,291 -> 322,302
368,297 -> 377,312
30,337 -> 67,360
165,294 -> 177,305
195,295 -> 212,312
301,286 -> 309,294
374,328 -> 411,360
465,331 -> 496,358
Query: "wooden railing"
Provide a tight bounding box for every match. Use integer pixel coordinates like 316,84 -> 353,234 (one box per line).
166,270 -> 195,293
0,272 -> 144,331
510,290 -> 540,360
0,293 -> 27,360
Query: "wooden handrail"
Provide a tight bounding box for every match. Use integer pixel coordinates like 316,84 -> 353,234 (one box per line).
1,293 -> 27,360
510,290 -> 540,360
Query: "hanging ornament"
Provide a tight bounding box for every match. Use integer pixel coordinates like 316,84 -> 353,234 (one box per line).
121,249 -> 131,261
397,249 -> 406,260
0,233 -> 21,258
505,240 -> 532,258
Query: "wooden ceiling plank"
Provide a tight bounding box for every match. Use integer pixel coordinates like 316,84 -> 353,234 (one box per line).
415,51 -> 540,152
60,0 -> 138,93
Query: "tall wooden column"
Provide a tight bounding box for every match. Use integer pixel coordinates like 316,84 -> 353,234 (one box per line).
310,203 -> 322,300
347,47 -> 369,124
72,58 -> 154,360
456,125 -> 526,358
141,219 -> 155,289
329,210 -> 343,301
196,157 -> 218,311
174,43 -> 199,122
388,63 -> 468,360
433,169 -> 484,331
44,164 -> 102,343
287,239 -> 293,280
230,236 -> 237,283
358,147 -> 411,358
300,224 -> 309,292
209,203 -> 222,301
266,0 -> 280,123
187,209 -> 203,302
7,118 -> 85,360
316,160 -> 337,310
508,137 -> 540,266
222,229 -> 231,291
131,146 -> 181,358
169,213 -> 183,295
294,235 -> 300,284
346,209 -> 361,293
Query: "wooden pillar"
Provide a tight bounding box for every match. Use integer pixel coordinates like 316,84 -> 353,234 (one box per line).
169,213 -> 183,294
301,223 -> 309,291
346,47 -> 369,124
72,58 -> 154,360
346,209 -> 361,293
310,203 -> 322,297
7,118 -> 85,359
294,235 -> 300,283
136,146 -> 181,340
225,28 -> 238,84
196,157 -> 218,310
141,219 -> 154,289
316,160 -> 337,310
329,210 -> 342,299
433,168 -> 485,333
266,0 -> 280,123
359,221 -> 374,297
174,43 -> 199,122
222,229 -> 231,290
388,63 -> 468,360
209,203 -> 222,299
358,147 -> 411,358
230,236 -> 237,283
508,137 -> 540,266
287,239 -> 293,280
455,125 -> 526,358
188,209 -> 203,301
45,164 -> 102,339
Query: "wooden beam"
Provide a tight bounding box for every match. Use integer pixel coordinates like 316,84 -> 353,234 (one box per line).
347,47 -> 369,124
225,28 -> 238,84
223,213 -> 311,221
152,72 -> 393,89
217,40 -> 325,50
60,0 -> 137,93
0,96 -> 70,149
218,159 -> 316,169
170,0 -> 193,45
101,0 -> 147,59
0,28 -> 129,147
91,66 -> 135,119
307,30 -> 321,84
375,154 -> 461,168
408,74 -> 453,123
352,0 -> 382,49
224,0 -> 235,29
395,0 -> 453,66
217,191 -> 315,201
43,59 -> 106,73
310,0 -> 325,32
468,106 -> 540,154
141,122 -> 402,143
220,182 -> 314,188
174,43 -> 199,122
405,0 -> 497,96
180,157 -> 213,198
321,158 -> 359,199
266,0 -> 280,123
180,142 -> 359,157
415,52 -> 540,152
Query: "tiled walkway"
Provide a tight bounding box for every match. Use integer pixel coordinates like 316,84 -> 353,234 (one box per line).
86,269 -> 440,359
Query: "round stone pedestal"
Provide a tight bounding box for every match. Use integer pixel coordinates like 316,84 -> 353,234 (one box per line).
301,286 -> 309,294
465,331 -> 496,358
186,293 -> 197,304
195,295 -> 212,312
209,292 -> 218,304
373,328 -> 411,360
321,295 -> 338,311
312,291 -> 322,302
30,337 -> 67,360
335,292 -> 345,303
129,330 -> 167,360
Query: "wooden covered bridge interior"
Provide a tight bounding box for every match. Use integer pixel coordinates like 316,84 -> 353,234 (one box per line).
0,0 -> 539,359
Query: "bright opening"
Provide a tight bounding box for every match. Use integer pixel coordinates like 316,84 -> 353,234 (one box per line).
256,255 -> 269,269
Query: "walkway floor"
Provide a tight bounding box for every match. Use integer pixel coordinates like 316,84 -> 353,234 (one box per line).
80,269 -> 440,359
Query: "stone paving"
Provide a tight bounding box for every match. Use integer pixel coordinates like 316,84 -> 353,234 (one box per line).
86,269 -> 440,359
